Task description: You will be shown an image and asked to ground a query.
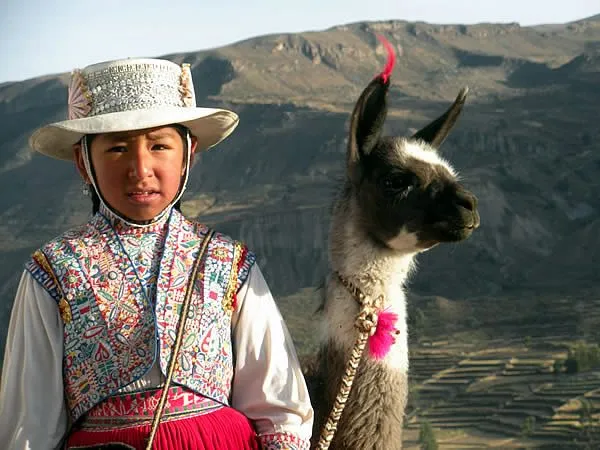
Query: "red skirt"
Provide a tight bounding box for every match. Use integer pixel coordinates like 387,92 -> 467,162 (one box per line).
65,386 -> 259,450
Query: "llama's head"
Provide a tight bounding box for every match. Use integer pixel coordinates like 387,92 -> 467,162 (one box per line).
346,38 -> 480,253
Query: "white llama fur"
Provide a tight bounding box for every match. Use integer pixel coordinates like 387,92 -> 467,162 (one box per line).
399,138 -> 459,178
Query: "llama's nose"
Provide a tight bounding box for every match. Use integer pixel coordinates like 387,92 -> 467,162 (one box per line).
455,190 -> 477,211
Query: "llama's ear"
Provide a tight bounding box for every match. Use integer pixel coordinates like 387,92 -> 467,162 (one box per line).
411,87 -> 469,149
348,79 -> 389,161
348,36 -> 396,177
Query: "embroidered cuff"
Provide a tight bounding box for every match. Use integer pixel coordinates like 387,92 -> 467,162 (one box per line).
258,431 -> 310,450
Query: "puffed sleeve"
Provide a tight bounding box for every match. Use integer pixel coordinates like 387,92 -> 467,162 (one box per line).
230,264 -> 314,449
0,271 -> 68,450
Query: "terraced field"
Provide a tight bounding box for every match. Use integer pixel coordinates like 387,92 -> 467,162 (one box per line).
287,289 -> 600,447
405,339 -> 600,448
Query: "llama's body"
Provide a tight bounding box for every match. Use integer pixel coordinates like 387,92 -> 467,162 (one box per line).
309,38 -> 479,450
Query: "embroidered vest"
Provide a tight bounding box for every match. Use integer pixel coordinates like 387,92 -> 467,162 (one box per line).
25,210 -> 255,424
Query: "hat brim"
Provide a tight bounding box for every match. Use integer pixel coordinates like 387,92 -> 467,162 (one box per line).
29,106 -> 239,161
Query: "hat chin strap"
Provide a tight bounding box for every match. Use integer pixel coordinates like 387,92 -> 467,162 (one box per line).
81,133 -> 192,228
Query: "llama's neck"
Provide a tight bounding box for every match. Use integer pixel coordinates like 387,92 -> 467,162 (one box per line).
328,197 -> 417,296
323,195 -> 418,372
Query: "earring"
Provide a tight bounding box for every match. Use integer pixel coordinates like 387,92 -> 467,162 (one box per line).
82,183 -> 91,196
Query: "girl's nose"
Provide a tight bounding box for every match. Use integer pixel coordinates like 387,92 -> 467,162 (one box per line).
128,147 -> 152,179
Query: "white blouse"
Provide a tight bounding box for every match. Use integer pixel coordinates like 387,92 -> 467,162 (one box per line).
0,264 -> 314,450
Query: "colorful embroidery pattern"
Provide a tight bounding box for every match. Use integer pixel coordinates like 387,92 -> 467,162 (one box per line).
29,250 -> 73,323
82,386 -> 224,429
25,209 -> 255,424
36,214 -> 157,423
258,432 -> 311,450
223,242 -> 243,313
27,250 -> 64,303
110,217 -> 168,302
155,216 -> 239,403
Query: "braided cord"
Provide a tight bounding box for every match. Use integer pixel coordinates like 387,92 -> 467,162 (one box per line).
315,272 -> 383,450
315,328 -> 369,449
145,230 -> 214,449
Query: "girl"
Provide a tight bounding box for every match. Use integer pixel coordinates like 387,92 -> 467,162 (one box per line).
0,58 -> 313,450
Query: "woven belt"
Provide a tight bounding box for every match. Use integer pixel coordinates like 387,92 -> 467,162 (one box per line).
80,386 -> 223,429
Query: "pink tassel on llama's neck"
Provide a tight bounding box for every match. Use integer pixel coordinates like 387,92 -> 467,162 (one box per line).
368,309 -> 399,360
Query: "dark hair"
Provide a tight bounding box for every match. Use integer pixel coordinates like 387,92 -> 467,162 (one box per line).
87,124 -> 189,215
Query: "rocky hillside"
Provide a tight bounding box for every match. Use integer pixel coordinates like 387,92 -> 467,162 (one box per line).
1,14 -> 599,357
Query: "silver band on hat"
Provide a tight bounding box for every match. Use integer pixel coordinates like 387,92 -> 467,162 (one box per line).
69,60 -> 195,120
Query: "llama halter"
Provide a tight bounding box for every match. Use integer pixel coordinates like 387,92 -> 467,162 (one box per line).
334,271 -> 400,359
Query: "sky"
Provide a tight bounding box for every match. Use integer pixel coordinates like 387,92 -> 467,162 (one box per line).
1,0 -> 598,83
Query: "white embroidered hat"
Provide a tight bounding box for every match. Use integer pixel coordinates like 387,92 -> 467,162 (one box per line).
29,58 -> 239,160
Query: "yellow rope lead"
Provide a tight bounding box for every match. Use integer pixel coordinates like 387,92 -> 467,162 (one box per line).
315,273 -> 384,450
315,329 -> 370,450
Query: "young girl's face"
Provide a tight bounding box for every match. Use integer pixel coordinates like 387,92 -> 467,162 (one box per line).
74,126 -> 197,221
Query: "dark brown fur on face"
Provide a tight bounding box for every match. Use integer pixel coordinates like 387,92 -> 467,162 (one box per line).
354,136 -> 480,250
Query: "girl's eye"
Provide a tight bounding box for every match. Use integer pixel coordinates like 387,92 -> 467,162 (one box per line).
107,146 -> 126,153
152,144 -> 169,151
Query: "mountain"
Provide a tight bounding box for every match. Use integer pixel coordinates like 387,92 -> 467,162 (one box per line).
1,16 -> 600,359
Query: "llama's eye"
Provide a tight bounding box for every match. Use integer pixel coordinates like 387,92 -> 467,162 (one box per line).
383,175 -> 413,191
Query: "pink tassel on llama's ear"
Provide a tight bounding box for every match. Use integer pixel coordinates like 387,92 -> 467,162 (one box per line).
368,308 -> 399,360
375,34 -> 396,84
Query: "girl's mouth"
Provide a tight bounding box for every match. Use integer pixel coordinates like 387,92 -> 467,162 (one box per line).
127,191 -> 160,204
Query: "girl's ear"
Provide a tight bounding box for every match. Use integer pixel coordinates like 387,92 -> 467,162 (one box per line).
189,135 -> 198,154
73,142 -> 91,183
187,136 -> 198,170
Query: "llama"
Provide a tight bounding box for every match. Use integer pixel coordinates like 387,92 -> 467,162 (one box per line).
308,38 -> 480,449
